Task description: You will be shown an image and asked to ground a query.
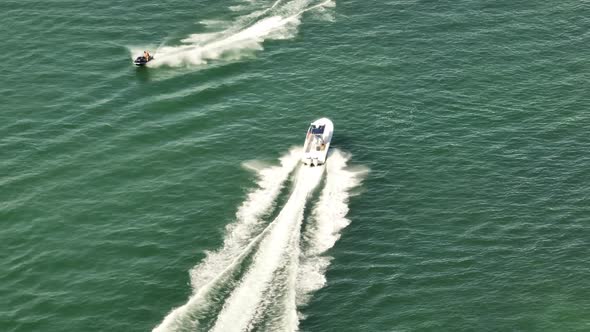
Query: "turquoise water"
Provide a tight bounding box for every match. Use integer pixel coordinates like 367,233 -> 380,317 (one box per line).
2,0 -> 589,331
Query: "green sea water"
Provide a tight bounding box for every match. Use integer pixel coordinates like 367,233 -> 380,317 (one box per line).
2,0 -> 589,331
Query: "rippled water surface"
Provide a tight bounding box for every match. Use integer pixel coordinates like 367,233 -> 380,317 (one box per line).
2,0 -> 589,331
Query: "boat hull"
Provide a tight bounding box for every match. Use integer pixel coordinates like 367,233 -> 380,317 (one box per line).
302,118 -> 333,166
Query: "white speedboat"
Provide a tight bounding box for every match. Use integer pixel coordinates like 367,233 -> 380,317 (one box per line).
302,118 -> 333,166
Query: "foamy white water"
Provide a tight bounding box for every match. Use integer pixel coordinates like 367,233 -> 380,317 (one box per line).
129,0 -> 335,67
296,150 -> 367,305
211,166 -> 324,332
152,149 -> 300,332
153,149 -> 363,332
190,148 -> 301,288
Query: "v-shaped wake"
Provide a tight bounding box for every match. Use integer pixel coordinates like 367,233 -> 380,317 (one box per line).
152,149 -> 365,331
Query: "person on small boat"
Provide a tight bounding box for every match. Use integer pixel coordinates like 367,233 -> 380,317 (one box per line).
143,50 -> 150,61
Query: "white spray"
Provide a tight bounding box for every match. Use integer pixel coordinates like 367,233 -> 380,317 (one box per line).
296,150 -> 368,306
211,166 -> 324,332
153,149 -> 365,332
129,0 -> 335,67
152,149 -> 300,332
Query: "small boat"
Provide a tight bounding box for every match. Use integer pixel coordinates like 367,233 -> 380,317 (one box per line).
134,55 -> 154,66
302,118 -> 333,166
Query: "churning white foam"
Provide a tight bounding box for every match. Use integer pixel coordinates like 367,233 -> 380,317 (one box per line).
152,148 -> 365,332
152,148 -> 300,332
129,0 -> 335,67
190,148 -> 301,288
296,150 -> 368,305
211,166 -> 324,332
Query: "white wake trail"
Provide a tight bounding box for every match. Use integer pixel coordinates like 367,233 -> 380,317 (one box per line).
296,150 -> 368,306
211,166 -> 324,332
152,149 -> 300,332
132,0 -> 335,67
153,149 -> 364,332
190,148 -> 301,288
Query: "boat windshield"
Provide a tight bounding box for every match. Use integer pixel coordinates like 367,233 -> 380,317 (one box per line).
309,124 -> 325,135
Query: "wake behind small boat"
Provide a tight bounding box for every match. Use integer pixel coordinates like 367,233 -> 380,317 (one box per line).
302,118 -> 333,166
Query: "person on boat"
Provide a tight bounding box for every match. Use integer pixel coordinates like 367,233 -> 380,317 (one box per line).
143,50 -> 150,60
